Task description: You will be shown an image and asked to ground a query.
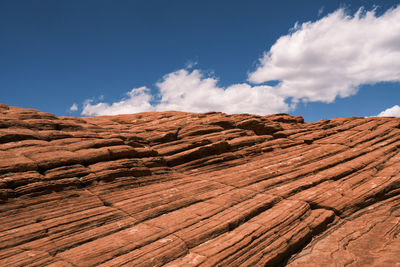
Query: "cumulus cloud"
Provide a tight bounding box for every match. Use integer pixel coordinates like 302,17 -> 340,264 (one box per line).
69,103 -> 78,112
156,69 -> 289,115
377,105 -> 400,117
248,5 -> 400,104
82,69 -> 289,116
81,5 -> 400,117
82,87 -> 154,116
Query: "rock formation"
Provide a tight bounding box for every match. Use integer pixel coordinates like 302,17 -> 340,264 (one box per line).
0,103 -> 399,266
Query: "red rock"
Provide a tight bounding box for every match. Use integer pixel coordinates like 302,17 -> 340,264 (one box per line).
0,128 -> 42,143
2,171 -> 43,188
0,151 -> 38,174
74,147 -> 111,165
178,124 -> 224,138
52,137 -> 124,151
24,150 -> 81,170
165,141 -> 229,166
44,164 -> 90,180
0,104 -> 400,266
14,177 -> 81,196
228,135 -> 269,149
236,118 -> 283,135
263,113 -> 305,124
287,196 -> 400,266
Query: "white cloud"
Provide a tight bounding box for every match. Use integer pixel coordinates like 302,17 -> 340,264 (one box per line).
185,60 -> 198,69
377,105 -> 400,117
248,5 -> 400,104
82,86 -> 154,116
69,103 -> 78,112
155,69 -> 289,115
81,69 -> 289,116
318,6 -> 324,17
81,6 -> 400,117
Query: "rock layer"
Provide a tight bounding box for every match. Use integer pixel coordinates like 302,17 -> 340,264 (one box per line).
0,103 -> 399,266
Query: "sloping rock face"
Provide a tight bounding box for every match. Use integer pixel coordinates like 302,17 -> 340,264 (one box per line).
0,103 -> 399,266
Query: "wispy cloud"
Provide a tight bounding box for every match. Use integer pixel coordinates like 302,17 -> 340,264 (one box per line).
69,103 -> 78,112
248,5 -> 400,104
185,60 -> 198,69
377,105 -> 400,117
318,6 -> 324,17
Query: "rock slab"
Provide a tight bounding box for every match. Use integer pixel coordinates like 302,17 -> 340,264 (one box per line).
0,104 -> 399,266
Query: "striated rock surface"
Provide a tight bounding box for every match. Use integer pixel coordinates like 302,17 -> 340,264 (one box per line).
0,103 -> 399,266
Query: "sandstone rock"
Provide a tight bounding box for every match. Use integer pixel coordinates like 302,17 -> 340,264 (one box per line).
178,124 -> 224,138
228,135 -> 269,149
44,164 -> 90,180
2,171 -> 43,188
0,104 -> 399,266
236,118 -> 282,135
0,128 -> 42,143
0,151 -> 38,174
165,141 -> 229,166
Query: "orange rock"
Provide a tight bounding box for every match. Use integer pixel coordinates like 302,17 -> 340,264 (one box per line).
0,104 -> 399,266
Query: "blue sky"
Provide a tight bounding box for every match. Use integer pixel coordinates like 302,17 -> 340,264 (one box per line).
1,0 -> 399,122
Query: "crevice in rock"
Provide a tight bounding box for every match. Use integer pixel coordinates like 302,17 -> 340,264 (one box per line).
306,202 -> 341,217
84,188 -> 138,222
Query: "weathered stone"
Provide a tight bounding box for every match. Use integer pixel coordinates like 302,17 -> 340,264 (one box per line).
0,104 -> 399,266
236,118 -> 283,135
178,124 -> 224,138
0,152 -> 38,174
44,164 -> 90,180
2,171 -> 43,188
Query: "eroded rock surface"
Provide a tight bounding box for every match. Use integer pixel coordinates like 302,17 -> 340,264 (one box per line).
0,103 -> 399,266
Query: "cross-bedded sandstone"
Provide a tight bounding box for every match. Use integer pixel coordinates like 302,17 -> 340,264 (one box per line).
0,103 -> 399,266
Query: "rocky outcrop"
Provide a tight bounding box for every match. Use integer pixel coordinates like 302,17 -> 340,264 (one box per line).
0,103 -> 399,266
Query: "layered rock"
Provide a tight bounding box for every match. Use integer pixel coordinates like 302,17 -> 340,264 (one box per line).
0,103 -> 399,266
